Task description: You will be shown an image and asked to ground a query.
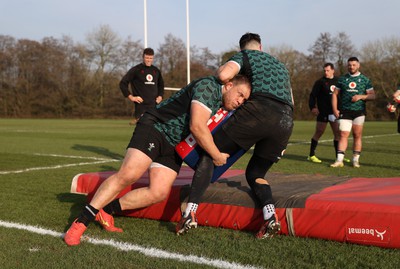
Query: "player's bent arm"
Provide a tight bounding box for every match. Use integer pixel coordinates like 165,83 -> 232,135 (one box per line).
311,107 -> 319,116
353,90 -> 376,102
119,79 -> 131,98
128,95 -> 143,103
365,90 -> 376,100
217,62 -> 240,83
189,103 -> 228,166
331,89 -> 340,118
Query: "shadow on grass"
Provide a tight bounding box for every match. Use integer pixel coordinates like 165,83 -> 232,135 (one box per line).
284,153 -> 400,172
72,144 -> 124,160
57,193 -> 87,231
159,219 -> 179,233
283,153 -> 336,166
348,161 -> 400,172
282,153 -> 312,162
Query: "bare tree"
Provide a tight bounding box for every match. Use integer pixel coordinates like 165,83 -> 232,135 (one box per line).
1,30 -> 399,120
269,44 -> 314,119
309,32 -> 334,68
116,36 -> 142,74
191,47 -> 218,71
360,37 -> 400,119
86,24 -> 121,73
0,35 -> 17,116
85,24 -> 122,107
157,33 -> 187,87
333,32 -> 357,74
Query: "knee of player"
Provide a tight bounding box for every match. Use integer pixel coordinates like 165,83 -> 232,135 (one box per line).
114,172 -> 139,188
148,188 -> 170,203
352,131 -> 363,139
255,178 -> 269,185
339,131 -> 351,138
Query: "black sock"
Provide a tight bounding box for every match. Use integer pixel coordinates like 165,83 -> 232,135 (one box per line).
337,150 -> 345,156
310,139 -> 318,156
188,154 -> 213,204
76,204 -> 99,227
103,199 -> 122,215
255,183 -> 273,205
334,140 -> 338,157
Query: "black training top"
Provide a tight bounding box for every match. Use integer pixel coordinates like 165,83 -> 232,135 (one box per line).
119,63 -> 164,106
308,76 -> 338,115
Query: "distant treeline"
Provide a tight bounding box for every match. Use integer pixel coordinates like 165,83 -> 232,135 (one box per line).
0,26 -> 399,120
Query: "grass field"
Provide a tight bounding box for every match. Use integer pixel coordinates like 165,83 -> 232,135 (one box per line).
1,118 -> 399,269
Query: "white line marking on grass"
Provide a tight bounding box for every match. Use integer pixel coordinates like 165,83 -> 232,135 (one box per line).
0,159 -> 119,175
0,220 -> 63,237
33,153 -> 116,161
0,220 -> 261,269
287,133 -> 398,146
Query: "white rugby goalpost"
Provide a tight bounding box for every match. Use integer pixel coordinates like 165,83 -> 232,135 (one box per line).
143,0 -> 190,91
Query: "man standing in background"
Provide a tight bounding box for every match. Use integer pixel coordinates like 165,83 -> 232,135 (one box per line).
331,57 -> 375,168
120,48 -> 164,125
307,63 -> 340,163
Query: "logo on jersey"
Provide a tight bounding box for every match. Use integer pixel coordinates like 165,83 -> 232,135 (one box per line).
278,149 -> 286,160
330,85 -> 335,92
349,82 -> 357,89
145,74 -> 155,85
148,143 -> 155,152
146,74 -> 153,82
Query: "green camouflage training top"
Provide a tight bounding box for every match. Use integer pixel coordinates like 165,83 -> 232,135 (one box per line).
148,76 -> 223,147
229,50 -> 293,107
336,73 -> 373,111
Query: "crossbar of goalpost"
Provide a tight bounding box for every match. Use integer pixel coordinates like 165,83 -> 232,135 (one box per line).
165,87 -> 180,91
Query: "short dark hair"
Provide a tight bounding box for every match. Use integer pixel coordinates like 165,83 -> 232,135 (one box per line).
143,48 -> 154,56
239,33 -> 261,50
348,56 -> 359,62
324,63 -> 335,69
230,74 -> 251,87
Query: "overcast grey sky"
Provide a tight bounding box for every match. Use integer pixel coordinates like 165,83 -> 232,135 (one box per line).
1,0 -> 399,54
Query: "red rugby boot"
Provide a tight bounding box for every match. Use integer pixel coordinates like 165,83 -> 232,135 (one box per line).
95,209 -> 123,233
64,219 -> 87,246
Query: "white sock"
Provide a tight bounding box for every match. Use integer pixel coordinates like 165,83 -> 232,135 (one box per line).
262,204 -> 275,220
184,202 -> 198,217
337,152 -> 344,162
353,154 -> 360,162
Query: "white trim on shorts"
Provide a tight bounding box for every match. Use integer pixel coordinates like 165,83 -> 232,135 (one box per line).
150,162 -> 177,173
338,116 -> 365,132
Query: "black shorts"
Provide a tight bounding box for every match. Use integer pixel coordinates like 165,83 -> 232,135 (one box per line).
221,97 -> 293,162
339,110 -> 365,120
316,113 -> 329,122
127,114 -> 182,173
134,104 -> 155,119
